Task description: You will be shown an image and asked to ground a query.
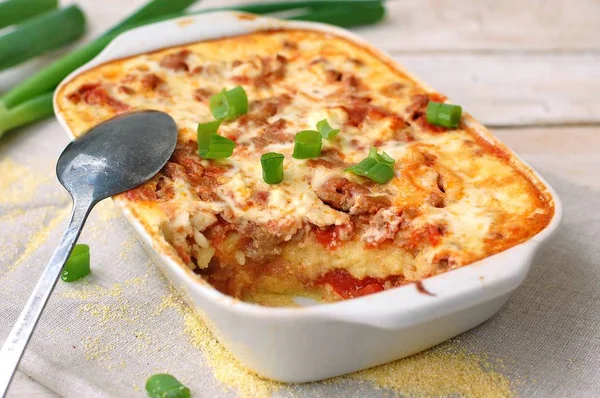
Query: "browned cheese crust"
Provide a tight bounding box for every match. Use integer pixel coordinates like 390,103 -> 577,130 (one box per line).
56,29 -> 554,305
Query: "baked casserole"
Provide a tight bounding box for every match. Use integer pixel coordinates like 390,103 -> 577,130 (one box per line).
56,29 -> 554,305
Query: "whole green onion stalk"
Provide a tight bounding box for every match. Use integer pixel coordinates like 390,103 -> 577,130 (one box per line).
0,0 -> 385,137
1,0 -> 198,109
0,5 -> 87,71
0,0 -> 58,29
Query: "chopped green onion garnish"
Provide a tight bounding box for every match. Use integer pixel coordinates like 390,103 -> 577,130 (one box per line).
61,244 -> 90,282
261,152 -> 285,184
210,90 -> 231,120
197,119 -> 221,138
316,118 -> 340,140
197,134 -> 235,160
426,101 -> 462,128
345,147 -> 396,184
209,86 -> 248,121
292,130 -> 322,159
368,147 -> 395,167
197,120 -> 235,159
146,374 -> 191,398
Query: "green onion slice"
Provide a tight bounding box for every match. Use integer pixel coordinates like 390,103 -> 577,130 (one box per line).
61,244 -> 90,282
209,86 -> 248,121
368,147 -> 395,167
146,374 -> 191,398
316,118 -> 339,140
292,130 -> 322,159
261,152 -> 285,184
197,119 -> 221,142
197,120 -> 235,159
345,147 -> 396,184
426,101 -> 462,128
198,134 -> 235,159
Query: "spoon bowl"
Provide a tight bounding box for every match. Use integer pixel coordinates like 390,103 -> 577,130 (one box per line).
57,110 -> 177,200
0,110 -> 178,396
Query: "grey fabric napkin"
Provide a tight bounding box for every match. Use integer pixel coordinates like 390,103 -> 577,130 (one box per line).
1,121 -> 599,397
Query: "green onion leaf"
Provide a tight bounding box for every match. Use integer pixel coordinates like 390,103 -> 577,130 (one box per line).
209,86 -> 248,121
197,121 -> 235,159
209,90 -> 230,120
203,134 -> 235,159
146,374 -> 191,398
287,1 -> 386,27
1,0 -> 197,109
225,86 -> 248,117
367,146 -> 395,166
0,1 -> 386,136
261,152 -> 285,184
316,119 -> 340,140
426,101 -> 462,128
0,0 -> 58,30
0,92 -> 54,139
345,147 -> 396,184
197,119 -> 221,138
0,5 -> 86,72
61,244 -> 90,282
292,130 -> 322,159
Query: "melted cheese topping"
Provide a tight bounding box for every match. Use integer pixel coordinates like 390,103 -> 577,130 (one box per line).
56,29 -> 554,303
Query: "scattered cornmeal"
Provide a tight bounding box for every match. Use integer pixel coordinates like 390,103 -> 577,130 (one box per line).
0,157 -> 71,272
183,309 -> 282,397
342,344 -> 513,397
177,296 -> 514,397
81,336 -> 116,361
10,205 -> 70,271
0,158 -> 52,204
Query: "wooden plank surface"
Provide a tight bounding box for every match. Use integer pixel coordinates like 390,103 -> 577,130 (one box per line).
494,126 -> 600,190
355,0 -> 600,52
397,53 -> 600,126
189,0 -> 600,52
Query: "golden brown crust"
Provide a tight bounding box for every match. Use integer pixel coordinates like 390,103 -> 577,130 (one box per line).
56,29 -> 554,305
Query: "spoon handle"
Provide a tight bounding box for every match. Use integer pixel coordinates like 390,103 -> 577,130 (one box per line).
0,199 -> 93,397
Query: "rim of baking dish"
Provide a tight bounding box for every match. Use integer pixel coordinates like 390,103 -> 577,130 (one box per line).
54,11 -> 563,328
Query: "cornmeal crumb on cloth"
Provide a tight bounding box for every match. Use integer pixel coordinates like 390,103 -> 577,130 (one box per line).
167,291 -> 515,397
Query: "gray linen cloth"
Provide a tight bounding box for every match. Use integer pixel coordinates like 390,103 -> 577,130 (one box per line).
0,121 -> 599,397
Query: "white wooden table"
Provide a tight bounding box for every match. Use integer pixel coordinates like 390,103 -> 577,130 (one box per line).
3,0 -> 599,396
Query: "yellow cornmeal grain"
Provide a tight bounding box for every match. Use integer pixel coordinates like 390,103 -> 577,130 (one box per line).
124,276 -> 147,288
181,301 -> 282,397
60,279 -> 125,300
78,302 -> 143,326
0,208 -> 25,222
81,336 -> 116,361
118,235 -> 139,261
342,343 -> 513,397
0,158 -> 52,204
169,291 -> 514,397
11,206 -> 70,271
1,205 -> 68,273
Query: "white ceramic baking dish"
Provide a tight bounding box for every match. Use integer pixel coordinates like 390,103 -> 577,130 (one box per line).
54,11 -> 563,383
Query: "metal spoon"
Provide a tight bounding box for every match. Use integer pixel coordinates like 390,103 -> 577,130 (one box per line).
0,110 -> 178,396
